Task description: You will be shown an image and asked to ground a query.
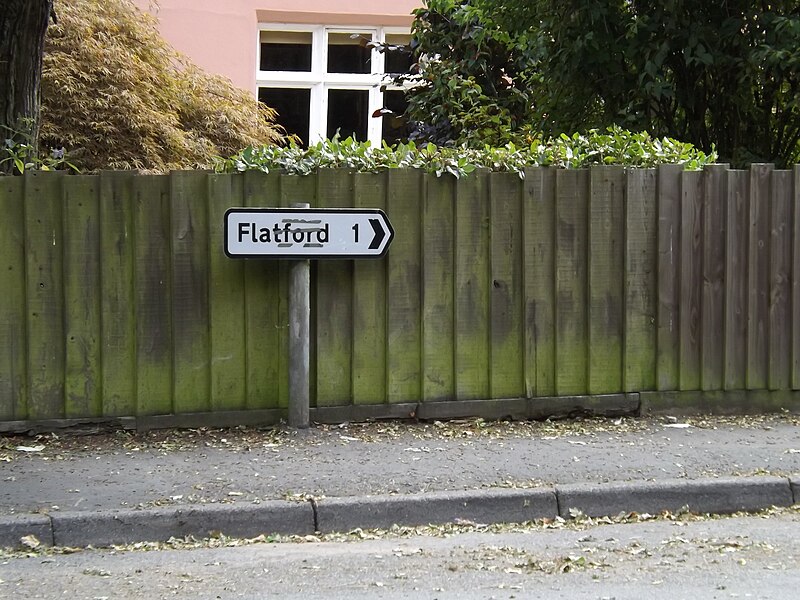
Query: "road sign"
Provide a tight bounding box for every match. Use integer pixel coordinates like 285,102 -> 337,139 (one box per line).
224,207 -> 394,259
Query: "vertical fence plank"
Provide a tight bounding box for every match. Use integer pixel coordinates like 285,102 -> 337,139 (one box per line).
315,169 -> 354,407
656,164 -> 683,390
352,172 -> 388,405
455,171 -> 490,400
624,168 -> 657,391
99,172 -> 136,416
701,165 -> 727,391
422,174 -> 455,401
170,171 -> 210,413
769,170 -> 792,390
794,166 -> 800,390
386,169 -> 422,403
555,169 -> 589,395
0,176 -> 27,419
724,169 -> 749,390
243,171 -> 283,410
524,167 -> 556,397
208,173 -> 247,411
747,164 -> 772,389
588,166 -> 625,394
25,172 -> 65,419
133,175 -> 173,416
679,170 -> 703,391
489,172 -> 524,399
63,176 -> 102,417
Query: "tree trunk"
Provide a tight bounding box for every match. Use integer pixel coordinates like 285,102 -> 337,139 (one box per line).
0,0 -> 53,173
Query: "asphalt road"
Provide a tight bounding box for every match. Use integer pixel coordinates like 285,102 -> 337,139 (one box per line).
2,509 -> 798,599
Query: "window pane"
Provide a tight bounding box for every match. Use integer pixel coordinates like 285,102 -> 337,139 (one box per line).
327,32 -> 371,74
381,90 -> 410,146
384,33 -> 413,74
260,31 -> 312,72
259,88 -> 311,146
327,89 -> 368,141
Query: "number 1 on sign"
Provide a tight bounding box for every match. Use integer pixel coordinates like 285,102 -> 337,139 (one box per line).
352,223 -> 358,242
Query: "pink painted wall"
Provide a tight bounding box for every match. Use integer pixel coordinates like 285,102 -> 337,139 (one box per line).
133,0 -> 420,92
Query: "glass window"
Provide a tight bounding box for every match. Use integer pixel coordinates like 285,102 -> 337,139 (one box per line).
384,33 -> 413,75
260,31 -> 312,72
381,90 -> 410,146
259,87 -> 311,145
327,32 -> 372,74
327,89 -> 369,141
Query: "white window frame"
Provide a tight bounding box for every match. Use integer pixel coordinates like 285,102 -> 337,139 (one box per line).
256,23 -> 410,146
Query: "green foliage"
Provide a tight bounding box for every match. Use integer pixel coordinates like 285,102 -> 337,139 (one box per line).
533,0 -> 800,166
216,127 -> 717,178
1,119 -> 79,175
402,0 -> 800,167
38,0 -> 286,172
397,0 -> 540,147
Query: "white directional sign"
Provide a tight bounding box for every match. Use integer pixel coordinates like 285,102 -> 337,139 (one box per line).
224,208 -> 394,259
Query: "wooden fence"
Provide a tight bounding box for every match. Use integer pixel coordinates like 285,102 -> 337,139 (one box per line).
0,165 -> 798,427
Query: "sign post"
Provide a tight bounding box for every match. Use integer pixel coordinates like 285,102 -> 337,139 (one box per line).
224,206 -> 394,428
288,203 -> 311,428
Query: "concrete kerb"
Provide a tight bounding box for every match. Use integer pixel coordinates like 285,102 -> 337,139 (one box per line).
555,476 -> 795,518
1,476 -> 797,550
314,488 -> 558,533
0,514 -> 53,549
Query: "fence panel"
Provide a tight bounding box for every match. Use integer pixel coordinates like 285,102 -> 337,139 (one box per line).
747,164 -> 773,389
555,169 -> 589,395
623,168 -> 657,391
1,165 -> 799,426
25,173 -> 66,419
208,173 -> 247,411
386,169 -> 423,403
63,176 -> 102,418
315,169 -> 354,407
656,164 -> 683,391
679,170 -> 703,391
588,166 -> 625,394
99,172 -> 136,416
352,172 -> 388,405
422,174 -> 456,402
523,167 -> 556,397
769,170 -> 793,390
489,172 -> 525,399
724,169 -> 749,390
132,175 -> 173,415
0,176 -> 27,420
454,171 -> 491,400
701,165 -> 727,391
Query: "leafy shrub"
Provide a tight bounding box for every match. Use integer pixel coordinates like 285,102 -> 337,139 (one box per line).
39,0 -> 285,172
216,127 -> 718,178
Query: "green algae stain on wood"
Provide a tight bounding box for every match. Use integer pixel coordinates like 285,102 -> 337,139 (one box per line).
587,166 -> 625,395
489,172 -> 524,399
555,169 -> 589,396
315,169 -> 354,407
25,172 -> 66,419
386,169 -> 423,403
208,173 -> 247,411
63,176 -> 102,417
422,174 -> 456,402
132,175 -> 173,416
0,176 -> 28,419
454,171 -> 490,400
352,172 -> 388,405
99,172 -> 136,417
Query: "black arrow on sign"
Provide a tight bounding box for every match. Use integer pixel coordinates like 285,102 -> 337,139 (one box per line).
368,218 -> 386,250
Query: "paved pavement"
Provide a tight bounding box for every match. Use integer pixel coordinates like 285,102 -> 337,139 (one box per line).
1,414 -> 799,549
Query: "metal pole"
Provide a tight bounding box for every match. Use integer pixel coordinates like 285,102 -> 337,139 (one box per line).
288,202 -> 310,428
